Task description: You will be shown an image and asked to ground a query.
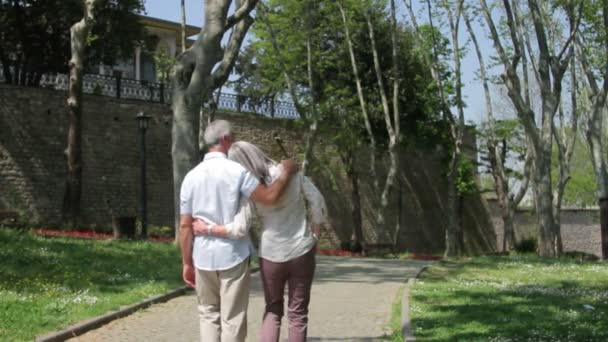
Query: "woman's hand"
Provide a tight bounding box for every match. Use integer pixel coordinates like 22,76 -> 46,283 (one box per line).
192,219 -> 209,236
312,223 -> 322,241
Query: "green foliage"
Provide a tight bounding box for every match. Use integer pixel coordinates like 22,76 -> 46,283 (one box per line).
456,157 -> 477,195
410,256 -> 608,341
147,225 -> 174,238
551,130 -> 597,207
92,82 -> 103,95
238,0 -> 446,162
578,0 -> 608,73
149,46 -> 176,83
0,228 -> 181,341
478,119 -> 528,179
0,0 -> 145,85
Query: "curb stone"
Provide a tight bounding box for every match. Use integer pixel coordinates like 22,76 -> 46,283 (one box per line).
36,267 -> 260,342
35,286 -> 192,342
401,264 -> 431,342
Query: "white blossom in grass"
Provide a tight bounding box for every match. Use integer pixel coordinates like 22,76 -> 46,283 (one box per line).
410,304 -> 422,313
565,309 -> 580,320
488,337 -> 512,342
71,289 -> 99,305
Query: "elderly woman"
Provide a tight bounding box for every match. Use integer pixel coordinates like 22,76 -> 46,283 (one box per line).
193,141 -> 327,342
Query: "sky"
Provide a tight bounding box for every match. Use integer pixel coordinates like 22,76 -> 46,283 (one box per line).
144,0 -> 489,124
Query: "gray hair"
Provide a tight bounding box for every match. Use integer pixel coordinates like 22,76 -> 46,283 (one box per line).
228,141 -> 276,184
204,120 -> 232,146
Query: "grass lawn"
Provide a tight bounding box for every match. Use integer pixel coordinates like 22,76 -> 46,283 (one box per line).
0,228 -> 183,341
389,286 -> 404,342
408,255 -> 608,341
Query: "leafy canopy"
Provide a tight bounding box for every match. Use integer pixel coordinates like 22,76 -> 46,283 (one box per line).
0,0 -> 145,85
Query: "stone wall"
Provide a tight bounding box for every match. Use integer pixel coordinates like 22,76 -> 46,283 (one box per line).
0,84 -> 497,254
487,199 -> 602,256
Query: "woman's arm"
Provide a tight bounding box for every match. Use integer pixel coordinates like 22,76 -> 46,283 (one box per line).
193,197 -> 253,239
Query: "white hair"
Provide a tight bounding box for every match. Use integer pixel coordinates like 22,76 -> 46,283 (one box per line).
204,120 -> 232,146
228,141 -> 277,184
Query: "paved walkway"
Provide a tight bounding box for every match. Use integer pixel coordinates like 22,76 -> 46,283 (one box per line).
69,256 -> 431,342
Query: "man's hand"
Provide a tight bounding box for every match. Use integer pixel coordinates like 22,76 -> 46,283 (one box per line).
182,264 -> 196,288
250,159 -> 299,206
192,219 -> 209,236
280,159 -> 299,175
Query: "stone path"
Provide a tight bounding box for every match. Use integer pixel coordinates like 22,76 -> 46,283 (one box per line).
69,256 -> 431,342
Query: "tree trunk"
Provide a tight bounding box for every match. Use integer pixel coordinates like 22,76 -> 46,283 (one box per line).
445,151 -> 463,257
181,0 -> 187,53
535,145 -> 558,256
502,208 -> 516,252
171,0 -> 257,234
337,0 -> 379,195
479,0 -> 578,257
464,9 -> 526,253
301,0 -> 319,175
442,0 -> 466,257
62,0 -> 102,228
578,1 -> 608,258
365,4 -> 400,230
345,152 -> 364,248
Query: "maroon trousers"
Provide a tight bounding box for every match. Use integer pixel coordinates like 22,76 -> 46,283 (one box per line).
259,248 -> 316,342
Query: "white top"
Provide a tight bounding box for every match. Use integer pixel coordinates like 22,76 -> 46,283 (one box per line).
179,152 -> 260,271
231,164 -> 328,263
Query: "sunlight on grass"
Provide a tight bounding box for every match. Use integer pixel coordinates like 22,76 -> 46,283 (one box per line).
409,256 -> 608,341
0,229 -> 182,341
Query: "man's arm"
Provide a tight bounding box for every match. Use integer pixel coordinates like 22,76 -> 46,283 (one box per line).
179,214 -> 195,288
249,159 -> 298,205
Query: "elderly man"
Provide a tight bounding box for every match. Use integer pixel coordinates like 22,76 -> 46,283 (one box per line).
179,119 -> 297,342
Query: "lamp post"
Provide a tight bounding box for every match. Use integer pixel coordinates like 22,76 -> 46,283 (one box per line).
136,111 -> 151,239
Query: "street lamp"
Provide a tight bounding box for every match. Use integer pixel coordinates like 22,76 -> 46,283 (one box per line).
136,111 -> 151,240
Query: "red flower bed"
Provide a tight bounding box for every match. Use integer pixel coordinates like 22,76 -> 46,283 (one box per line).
32,229 -> 173,242
316,249 -> 442,260
410,253 -> 442,260
316,249 -> 364,257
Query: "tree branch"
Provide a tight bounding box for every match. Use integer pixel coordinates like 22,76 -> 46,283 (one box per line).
555,2 -> 583,63
502,0 -> 522,69
211,14 -> 254,89
512,152 -> 531,207
224,0 -> 259,32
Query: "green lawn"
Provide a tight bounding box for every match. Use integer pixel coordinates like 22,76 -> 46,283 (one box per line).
0,228 -> 183,341
389,286 -> 404,342
408,256 -> 608,341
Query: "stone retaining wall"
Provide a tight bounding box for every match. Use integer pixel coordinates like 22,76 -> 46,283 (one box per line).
0,84 -> 497,254
487,199 -> 601,256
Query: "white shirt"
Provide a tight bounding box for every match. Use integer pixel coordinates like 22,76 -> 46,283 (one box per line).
254,165 -> 327,262
179,152 -> 260,271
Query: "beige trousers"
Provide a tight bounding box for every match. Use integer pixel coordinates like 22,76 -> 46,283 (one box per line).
195,258 -> 250,342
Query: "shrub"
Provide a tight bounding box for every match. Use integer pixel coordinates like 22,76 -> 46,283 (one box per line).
563,251 -> 600,262
340,240 -> 351,251
515,238 -> 537,253
148,225 -> 174,238
340,240 -> 364,253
